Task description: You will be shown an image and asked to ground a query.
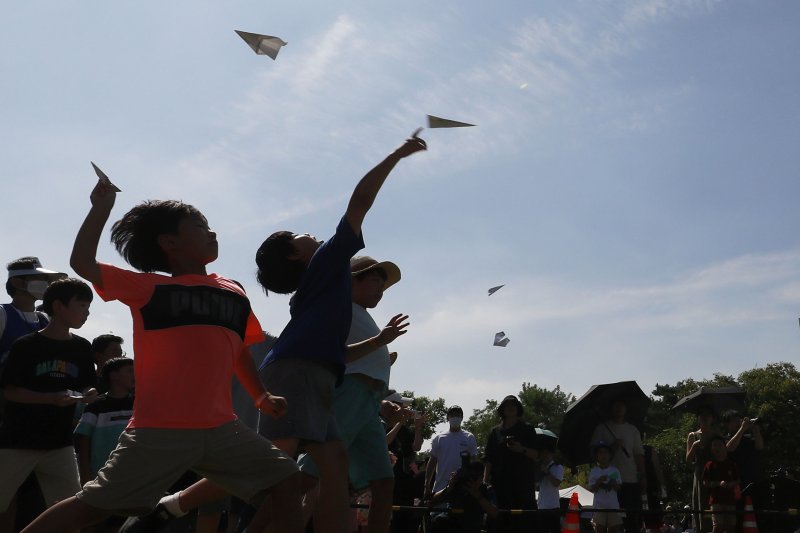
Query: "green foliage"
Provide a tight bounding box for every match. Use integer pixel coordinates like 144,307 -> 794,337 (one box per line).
461,362 -> 800,504
404,392 -> 447,441
736,362 -> 800,475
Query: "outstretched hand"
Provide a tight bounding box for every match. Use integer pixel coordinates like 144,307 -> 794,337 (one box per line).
90,180 -> 117,212
377,313 -> 410,346
394,129 -> 427,159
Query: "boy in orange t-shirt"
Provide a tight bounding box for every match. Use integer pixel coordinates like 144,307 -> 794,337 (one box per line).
22,183 -> 302,533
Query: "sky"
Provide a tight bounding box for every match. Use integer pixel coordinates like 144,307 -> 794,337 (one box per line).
2,1 -> 799,438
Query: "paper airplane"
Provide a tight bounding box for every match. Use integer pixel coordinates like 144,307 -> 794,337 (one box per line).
427,115 -> 476,128
493,331 -> 510,347
235,30 -> 287,60
488,285 -> 504,296
91,162 -> 121,192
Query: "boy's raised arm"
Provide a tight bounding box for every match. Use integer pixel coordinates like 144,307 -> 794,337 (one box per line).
345,131 -> 426,234
71,182 -> 116,289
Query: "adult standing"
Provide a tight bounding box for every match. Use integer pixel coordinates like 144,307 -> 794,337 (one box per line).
0,257 -> 66,369
425,406 -> 478,501
483,395 -> 539,533
591,399 -> 646,533
725,411 -> 764,532
686,407 -> 717,533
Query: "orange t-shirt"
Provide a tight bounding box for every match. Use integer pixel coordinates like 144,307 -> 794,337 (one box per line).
95,263 -> 264,429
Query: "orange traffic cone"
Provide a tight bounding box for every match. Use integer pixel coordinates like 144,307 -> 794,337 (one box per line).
561,492 -> 580,532
742,495 -> 759,532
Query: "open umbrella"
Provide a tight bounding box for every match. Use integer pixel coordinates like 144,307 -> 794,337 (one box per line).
672,385 -> 745,417
558,381 -> 649,466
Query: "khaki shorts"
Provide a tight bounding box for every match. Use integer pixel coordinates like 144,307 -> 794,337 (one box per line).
77,419 -> 298,515
711,504 -> 736,527
592,509 -> 622,528
0,446 -> 81,512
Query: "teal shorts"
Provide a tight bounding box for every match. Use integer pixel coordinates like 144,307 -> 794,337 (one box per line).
298,375 -> 393,488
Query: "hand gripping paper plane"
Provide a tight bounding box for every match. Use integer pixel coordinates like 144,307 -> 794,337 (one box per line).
493,331 -> 510,347
235,30 -> 288,60
91,162 -> 121,192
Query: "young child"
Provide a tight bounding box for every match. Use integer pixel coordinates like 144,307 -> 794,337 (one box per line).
22,183 -> 302,533
536,445 -> 564,533
119,134 -> 426,533
74,357 -> 134,485
253,131 -> 426,532
702,435 -> 739,533
0,278 -> 98,525
588,441 -> 622,533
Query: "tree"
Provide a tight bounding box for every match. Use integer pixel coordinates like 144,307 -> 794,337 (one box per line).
463,383 -> 575,455
403,392 -> 447,441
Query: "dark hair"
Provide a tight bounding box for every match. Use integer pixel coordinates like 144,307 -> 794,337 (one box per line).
255,231 -> 306,294
92,334 -> 124,354
5,257 -> 41,296
101,356 -> 133,382
447,405 -> 463,417
497,395 -> 524,419
110,200 -> 206,273
41,278 -> 93,315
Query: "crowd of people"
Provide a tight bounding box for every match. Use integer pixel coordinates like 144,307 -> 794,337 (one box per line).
0,130 -> 777,533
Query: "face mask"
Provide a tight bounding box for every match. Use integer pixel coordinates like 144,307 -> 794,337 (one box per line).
448,417 -> 462,428
25,280 -> 49,300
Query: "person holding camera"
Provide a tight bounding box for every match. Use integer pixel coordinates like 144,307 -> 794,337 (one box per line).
724,411 -> 764,532
429,459 -> 497,533
482,395 -> 539,533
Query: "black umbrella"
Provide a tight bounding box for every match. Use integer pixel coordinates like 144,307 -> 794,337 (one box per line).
557,381 -> 649,466
672,385 -> 745,417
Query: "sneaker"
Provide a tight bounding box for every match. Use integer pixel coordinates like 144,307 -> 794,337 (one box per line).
118,503 -> 176,533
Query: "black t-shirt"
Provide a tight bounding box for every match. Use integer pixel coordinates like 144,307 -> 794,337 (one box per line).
0,332 -> 96,449
484,421 -> 539,491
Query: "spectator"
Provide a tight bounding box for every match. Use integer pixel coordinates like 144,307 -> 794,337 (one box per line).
89,334 -> 124,392
701,435 -> 739,533
591,399 -> 646,533
0,279 -> 98,529
724,411 -> 764,533
536,445 -> 564,533
482,395 -> 539,533
429,461 -> 497,533
0,258 -> 66,533
385,391 -> 425,533
425,406 -> 478,501
588,441 -> 622,533
687,407 -> 718,533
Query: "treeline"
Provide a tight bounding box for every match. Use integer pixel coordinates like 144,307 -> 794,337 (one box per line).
402,361 -> 800,504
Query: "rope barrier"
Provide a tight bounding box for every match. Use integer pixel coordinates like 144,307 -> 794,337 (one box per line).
349,503 -> 799,517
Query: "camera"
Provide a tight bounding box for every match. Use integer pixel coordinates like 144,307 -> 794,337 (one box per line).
456,451 -> 474,481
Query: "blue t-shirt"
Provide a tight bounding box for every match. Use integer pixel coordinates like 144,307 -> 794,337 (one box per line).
261,216 -> 364,377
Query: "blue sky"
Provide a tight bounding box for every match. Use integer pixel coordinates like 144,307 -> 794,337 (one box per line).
2,1 -> 799,432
